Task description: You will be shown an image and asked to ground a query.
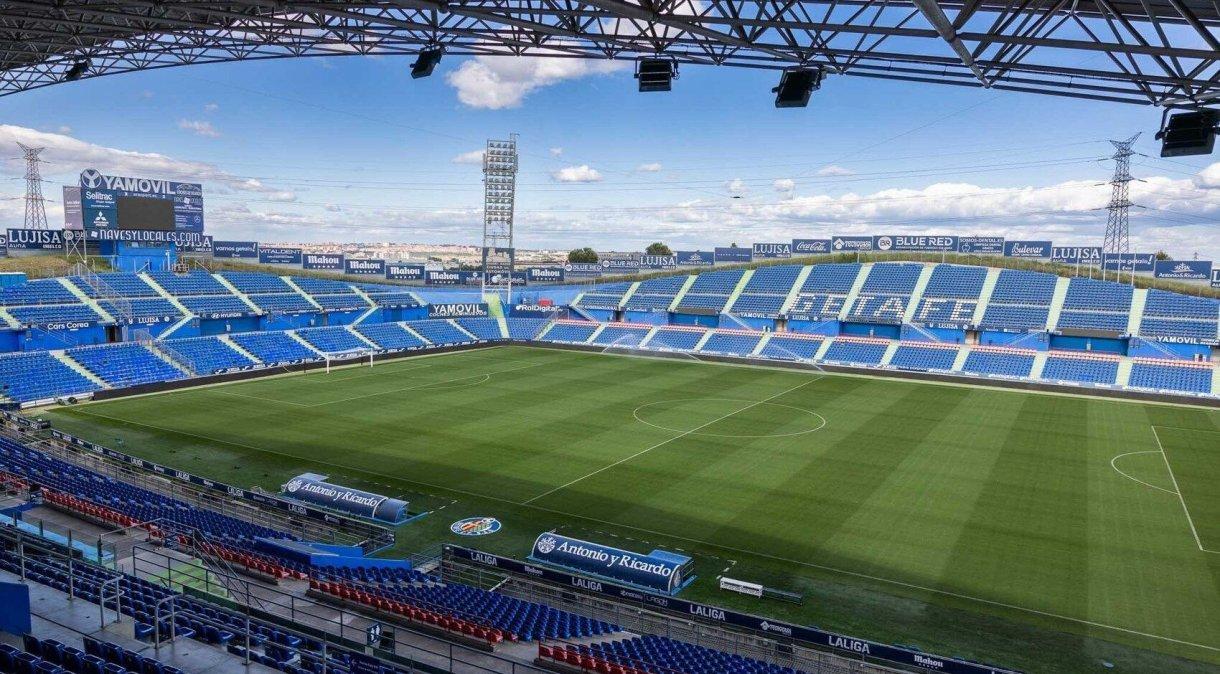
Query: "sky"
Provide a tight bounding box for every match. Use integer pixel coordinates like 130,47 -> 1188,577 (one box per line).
1,53 -> 1219,259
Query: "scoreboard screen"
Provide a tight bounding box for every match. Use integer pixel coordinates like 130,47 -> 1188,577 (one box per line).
116,196 -> 175,231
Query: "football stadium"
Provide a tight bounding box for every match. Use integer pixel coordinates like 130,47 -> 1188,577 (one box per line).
0,4 -> 1218,674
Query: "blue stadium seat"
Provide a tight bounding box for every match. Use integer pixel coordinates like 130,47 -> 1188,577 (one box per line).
788,263 -> 861,320
677,269 -> 745,313
217,271 -> 294,294
409,320 -> 477,346
230,331 -> 320,365
311,294 -> 369,312
758,334 -> 823,361
888,343 -> 959,371
591,323 -> 652,347
541,321 -> 600,344
8,304 -> 104,327
247,293 -> 319,314
0,279 -> 78,305
979,269 -> 1056,332
819,339 -> 889,365
178,295 -> 255,318
353,323 -> 427,350
505,318 -> 550,340
295,327 -> 371,354
1128,359 -> 1214,394
575,283 -> 633,310
162,337 -> 257,375
453,318 -> 505,341
66,344 -> 186,388
698,331 -> 762,356
643,326 -> 706,351
70,273 -> 159,298
146,271 -> 228,296
961,349 -> 1035,378
1041,353 -> 1119,385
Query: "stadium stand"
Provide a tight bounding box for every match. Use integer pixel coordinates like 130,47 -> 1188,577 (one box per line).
911,265 -> 986,326
730,265 -> 801,317
676,269 -> 745,313
354,323 -> 428,350
100,298 -> 182,322
311,293 -> 369,312
507,317 -> 551,340
1040,352 -> 1120,385
178,295 -> 255,317
218,271 -> 295,294
819,338 -> 890,365
409,320 -> 477,346
541,321 -> 600,344
454,318 -> 505,341
70,272 -> 159,298
295,326 -> 371,354
0,279 -> 79,305
759,333 -> 823,361
146,271 -> 229,296
698,330 -> 763,356
542,635 -> 802,674
788,263 -> 860,320
1057,277 -> 1133,333
13,635 -> 189,674
66,343 -> 186,388
979,269 -> 1056,332
163,336 -> 257,375
623,276 -> 688,312
365,291 -> 420,308
246,292 -> 318,313
576,283 -> 634,310
1138,290 -> 1220,343
0,352 -> 100,403
643,326 -> 707,351
230,331 -> 319,364
290,277 -> 356,295
1127,358 -> 1215,395
8,304 -> 103,327
847,263 -> 922,323
961,348 -> 1036,378
888,343 -> 960,371
591,323 -> 652,347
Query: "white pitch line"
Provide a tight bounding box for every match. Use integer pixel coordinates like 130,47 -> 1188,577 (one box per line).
303,360 -> 548,408
211,390 -> 311,407
1150,425 -> 1218,554
523,376 -> 819,504
1109,450 -> 1178,494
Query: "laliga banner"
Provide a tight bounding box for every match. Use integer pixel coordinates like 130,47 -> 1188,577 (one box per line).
282,473 -> 407,524
345,259 -> 385,276
752,242 -> 792,259
675,251 -> 714,266
385,263 -> 425,281
792,239 -> 831,255
448,546 -> 1016,674
258,247 -> 302,265
1004,240 -> 1051,258
831,236 -> 873,252
428,303 -> 489,318
527,267 -> 565,283
530,533 -> 691,594
1154,260 -> 1210,281
957,236 -> 1005,255
714,247 -> 752,263
213,241 -> 259,259
1102,252 -> 1155,273
874,234 -> 958,252
303,253 -> 343,270
1051,246 -> 1102,265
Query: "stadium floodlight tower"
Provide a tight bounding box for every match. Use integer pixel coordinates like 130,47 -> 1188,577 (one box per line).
481,134 -> 519,302
18,143 -> 48,230
1101,134 -> 1139,284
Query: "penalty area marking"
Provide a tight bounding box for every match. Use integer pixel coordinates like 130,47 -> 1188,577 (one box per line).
1150,425 -> 1219,555
1108,451 -> 1178,495
632,398 -> 827,438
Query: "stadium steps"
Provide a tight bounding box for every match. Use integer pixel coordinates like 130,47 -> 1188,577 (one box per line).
902,264 -> 937,323
288,330 -> 328,357
779,265 -> 813,314
58,277 -> 115,323
220,334 -> 263,365
618,281 -> 642,308
636,326 -> 660,348
448,319 -> 480,342
951,346 -> 971,372
691,329 -> 714,351
879,341 -> 901,366
1030,351 -> 1049,379
813,337 -> 834,360
52,351 -> 110,389
1045,276 -> 1071,331
667,274 -> 698,311
838,263 -> 872,320
1213,368 -> 1220,397
158,314 -> 196,340
139,273 -> 197,338
0,307 -> 19,329
483,293 -> 505,319
1116,358 -> 1134,387
401,322 -> 431,345
568,305 -> 599,322
585,323 -> 608,344
347,286 -> 379,325
1126,288 -> 1148,335
720,269 -> 755,314
750,332 -> 773,356
212,274 -> 263,315
147,342 -> 195,376
348,326 -> 381,349
281,277 -> 325,310
971,267 -> 1003,325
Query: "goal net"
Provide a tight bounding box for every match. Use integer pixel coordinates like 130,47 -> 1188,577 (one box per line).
319,348 -> 376,374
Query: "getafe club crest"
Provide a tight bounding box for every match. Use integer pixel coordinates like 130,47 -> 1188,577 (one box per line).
285,478 -> 304,493
450,517 -> 502,536
537,535 -> 558,554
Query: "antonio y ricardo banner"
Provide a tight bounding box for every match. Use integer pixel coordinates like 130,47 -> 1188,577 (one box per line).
1154,260 -> 1211,281
675,251 -> 714,266
303,253 -> 343,270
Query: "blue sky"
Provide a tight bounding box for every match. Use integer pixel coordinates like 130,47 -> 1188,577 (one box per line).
2,53 -> 1218,258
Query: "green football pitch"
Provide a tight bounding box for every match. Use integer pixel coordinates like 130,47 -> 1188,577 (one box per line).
40,345 -> 1220,673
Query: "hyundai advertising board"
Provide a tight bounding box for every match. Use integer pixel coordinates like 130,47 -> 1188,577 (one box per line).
79,168 -> 204,232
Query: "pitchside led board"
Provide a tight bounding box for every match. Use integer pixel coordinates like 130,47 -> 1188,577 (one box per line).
79,169 -> 204,232
282,473 -> 407,524
530,532 -> 694,595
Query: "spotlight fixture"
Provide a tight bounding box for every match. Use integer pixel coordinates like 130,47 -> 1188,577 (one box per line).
411,47 -> 444,79
1157,109 -> 1218,157
636,58 -> 677,93
773,67 -> 823,108
63,59 -> 90,82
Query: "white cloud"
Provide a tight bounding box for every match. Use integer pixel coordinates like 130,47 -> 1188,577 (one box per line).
636,163 -> 663,172
773,178 -> 796,193
445,55 -> 626,109
451,149 -> 484,165
551,165 -> 603,183
1193,163 -> 1220,190
725,178 -> 749,196
177,119 -> 220,138
549,147 -> 564,157
204,103 -> 219,113
56,126 -> 72,135
816,165 -> 855,177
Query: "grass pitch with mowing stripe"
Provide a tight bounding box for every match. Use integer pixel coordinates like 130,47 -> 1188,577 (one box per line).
42,346 -> 1220,673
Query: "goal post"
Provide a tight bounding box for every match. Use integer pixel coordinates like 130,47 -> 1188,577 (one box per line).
321,349 -> 375,374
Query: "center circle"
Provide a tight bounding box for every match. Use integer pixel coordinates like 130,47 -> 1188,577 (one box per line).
632,398 -> 826,438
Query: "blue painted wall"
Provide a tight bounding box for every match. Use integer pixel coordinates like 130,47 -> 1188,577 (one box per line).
200,316 -> 260,336
1127,338 -> 1211,360
786,319 -> 839,336
262,313 -> 322,332
20,325 -> 107,351
672,312 -> 719,328
977,330 -> 1050,350
841,322 -> 900,339
1049,334 -> 1126,354
623,310 -> 669,325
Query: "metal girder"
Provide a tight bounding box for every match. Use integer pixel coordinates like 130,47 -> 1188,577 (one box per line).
0,0 -> 1215,105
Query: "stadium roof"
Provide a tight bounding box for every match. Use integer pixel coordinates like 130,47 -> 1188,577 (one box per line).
0,1 -> 1217,106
